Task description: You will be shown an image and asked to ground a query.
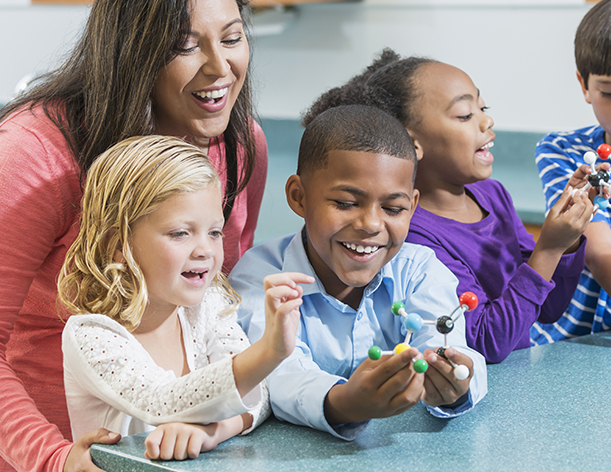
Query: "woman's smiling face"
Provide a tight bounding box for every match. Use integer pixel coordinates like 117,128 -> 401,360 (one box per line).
152,0 -> 249,149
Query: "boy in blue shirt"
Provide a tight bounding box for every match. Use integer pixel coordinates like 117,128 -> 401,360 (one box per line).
230,105 -> 487,440
532,0 -> 611,344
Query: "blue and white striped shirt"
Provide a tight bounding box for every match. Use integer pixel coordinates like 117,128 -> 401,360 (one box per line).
531,125 -> 611,344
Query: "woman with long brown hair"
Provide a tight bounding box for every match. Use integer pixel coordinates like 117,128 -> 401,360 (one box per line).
0,0 -> 267,469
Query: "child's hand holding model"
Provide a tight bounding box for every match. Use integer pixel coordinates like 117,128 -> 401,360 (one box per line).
58,136 -> 313,461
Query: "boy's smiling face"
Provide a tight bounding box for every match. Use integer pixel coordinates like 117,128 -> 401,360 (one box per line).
286,149 -> 418,305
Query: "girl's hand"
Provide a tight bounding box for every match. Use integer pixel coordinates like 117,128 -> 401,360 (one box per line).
528,185 -> 592,281
539,185 -> 592,253
64,428 -> 121,472
144,415 -> 246,461
262,272 -> 315,360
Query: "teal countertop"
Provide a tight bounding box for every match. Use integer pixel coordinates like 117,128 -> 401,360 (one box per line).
91,330 -> 611,472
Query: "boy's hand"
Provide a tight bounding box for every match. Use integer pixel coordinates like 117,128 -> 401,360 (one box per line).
262,272 -> 315,360
569,162 -> 611,201
421,347 -> 472,408
324,348 -> 425,425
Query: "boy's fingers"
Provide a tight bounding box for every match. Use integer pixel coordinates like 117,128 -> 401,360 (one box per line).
387,369 -> 425,413
442,347 -> 474,369
371,349 -> 423,394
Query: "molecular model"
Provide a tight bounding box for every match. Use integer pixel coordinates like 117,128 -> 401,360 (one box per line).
578,143 -> 611,210
368,292 -> 478,381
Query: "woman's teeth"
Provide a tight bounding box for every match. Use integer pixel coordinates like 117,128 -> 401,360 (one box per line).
194,87 -> 228,100
342,242 -> 379,254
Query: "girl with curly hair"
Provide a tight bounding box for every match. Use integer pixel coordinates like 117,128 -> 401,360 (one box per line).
58,135 -> 312,462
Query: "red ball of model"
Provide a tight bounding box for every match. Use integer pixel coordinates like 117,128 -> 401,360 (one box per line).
597,143 -> 611,160
458,291 -> 478,311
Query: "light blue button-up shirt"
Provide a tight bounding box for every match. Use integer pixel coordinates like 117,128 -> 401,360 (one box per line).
230,229 -> 487,440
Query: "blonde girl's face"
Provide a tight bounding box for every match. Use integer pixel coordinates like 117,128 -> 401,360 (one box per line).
152,0 -> 249,149
125,186 -> 224,320
408,62 -> 496,187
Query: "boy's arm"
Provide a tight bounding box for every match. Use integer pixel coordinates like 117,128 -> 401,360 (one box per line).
583,221 -> 611,295
241,312 -> 368,440
231,256 -> 369,440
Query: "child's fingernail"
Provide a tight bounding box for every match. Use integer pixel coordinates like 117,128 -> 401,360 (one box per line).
108,432 -> 120,439
430,354 -> 438,362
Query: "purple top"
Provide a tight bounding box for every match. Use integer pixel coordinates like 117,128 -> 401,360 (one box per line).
407,179 -> 586,363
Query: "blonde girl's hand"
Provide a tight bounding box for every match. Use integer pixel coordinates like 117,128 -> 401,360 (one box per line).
64,428 -> 121,472
262,272 -> 315,360
144,416 -> 249,460
145,423 -> 220,461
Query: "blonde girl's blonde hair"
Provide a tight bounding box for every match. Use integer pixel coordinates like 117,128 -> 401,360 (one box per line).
58,135 -> 240,331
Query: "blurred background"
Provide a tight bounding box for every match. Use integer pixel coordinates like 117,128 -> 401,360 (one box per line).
0,0 -> 600,241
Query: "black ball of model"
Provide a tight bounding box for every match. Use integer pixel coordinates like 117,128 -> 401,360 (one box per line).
436,316 -> 454,334
588,170 -> 609,188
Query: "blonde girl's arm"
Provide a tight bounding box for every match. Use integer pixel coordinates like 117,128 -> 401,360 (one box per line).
62,314 -> 262,431
62,274 -> 311,434
231,272 -> 314,398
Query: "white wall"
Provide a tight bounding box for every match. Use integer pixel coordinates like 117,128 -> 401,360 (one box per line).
0,1 -> 597,132
0,4 -> 90,103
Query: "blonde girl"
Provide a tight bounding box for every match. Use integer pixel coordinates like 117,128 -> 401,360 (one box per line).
58,135 -> 312,461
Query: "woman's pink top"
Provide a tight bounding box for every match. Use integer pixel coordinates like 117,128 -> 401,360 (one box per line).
0,105 -> 267,472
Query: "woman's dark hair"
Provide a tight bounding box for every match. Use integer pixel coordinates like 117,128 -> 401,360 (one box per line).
0,0 -> 256,219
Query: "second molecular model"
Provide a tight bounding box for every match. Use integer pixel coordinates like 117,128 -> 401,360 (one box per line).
368,292 -> 478,380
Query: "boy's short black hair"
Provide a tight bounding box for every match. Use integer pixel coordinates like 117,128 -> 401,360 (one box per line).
575,0 -> 611,87
297,105 -> 417,178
